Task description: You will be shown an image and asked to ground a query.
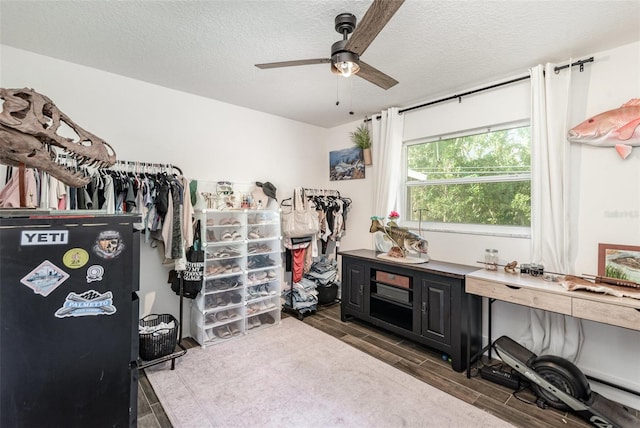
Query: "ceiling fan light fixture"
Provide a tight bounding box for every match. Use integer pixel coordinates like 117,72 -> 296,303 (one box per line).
334,58 -> 360,78
331,40 -> 360,78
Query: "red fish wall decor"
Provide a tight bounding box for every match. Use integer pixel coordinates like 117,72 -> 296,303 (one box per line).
567,98 -> 640,159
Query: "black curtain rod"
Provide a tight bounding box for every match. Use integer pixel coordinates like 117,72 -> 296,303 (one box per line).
364,56 -> 595,120
553,56 -> 594,73
399,75 -> 530,115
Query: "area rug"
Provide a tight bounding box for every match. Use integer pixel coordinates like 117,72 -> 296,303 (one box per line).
145,318 -> 513,427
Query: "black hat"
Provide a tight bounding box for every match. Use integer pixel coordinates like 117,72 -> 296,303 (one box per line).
256,181 -> 277,201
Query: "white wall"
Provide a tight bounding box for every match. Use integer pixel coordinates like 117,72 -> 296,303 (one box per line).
0,46 -> 328,338
322,119 -> 376,254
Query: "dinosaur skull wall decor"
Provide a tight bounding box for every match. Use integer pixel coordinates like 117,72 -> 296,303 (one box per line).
0,87 -> 116,187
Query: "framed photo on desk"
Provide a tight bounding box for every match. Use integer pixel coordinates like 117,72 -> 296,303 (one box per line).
598,243 -> 640,283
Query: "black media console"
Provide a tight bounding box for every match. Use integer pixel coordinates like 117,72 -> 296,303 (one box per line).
340,249 -> 482,372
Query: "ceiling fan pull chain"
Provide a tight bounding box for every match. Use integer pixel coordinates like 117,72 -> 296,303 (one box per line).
349,77 -> 354,115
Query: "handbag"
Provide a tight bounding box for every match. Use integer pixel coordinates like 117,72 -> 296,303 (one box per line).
170,219 -> 204,298
281,188 -> 319,238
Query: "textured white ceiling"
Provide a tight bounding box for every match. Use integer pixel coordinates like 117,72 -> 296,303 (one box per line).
1,1 -> 639,128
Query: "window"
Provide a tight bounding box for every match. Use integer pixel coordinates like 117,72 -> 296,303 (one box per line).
405,123 -> 531,229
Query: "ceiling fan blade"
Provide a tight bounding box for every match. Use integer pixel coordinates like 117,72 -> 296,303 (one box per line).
356,61 -> 398,90
345,0 -> 405,56
255,58 -> 331,69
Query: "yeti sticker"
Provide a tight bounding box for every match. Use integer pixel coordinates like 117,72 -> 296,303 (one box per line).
20,260 -> 70,297
20,230 -> 69,246
55,290 -> 117,318
92,230 -> 125,259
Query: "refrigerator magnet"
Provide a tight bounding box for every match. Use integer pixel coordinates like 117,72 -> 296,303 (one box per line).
92,230 -> 125,259
62,248 -> 90,269
20,260 -> 70,297
86,265 -> 104,283
54,290 -> 117,318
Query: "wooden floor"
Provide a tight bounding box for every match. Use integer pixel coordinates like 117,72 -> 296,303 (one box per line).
137,303 -> 637,427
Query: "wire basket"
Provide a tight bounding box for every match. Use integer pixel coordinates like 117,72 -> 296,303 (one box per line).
139,314 -> 179,361
316,282 -> 338,305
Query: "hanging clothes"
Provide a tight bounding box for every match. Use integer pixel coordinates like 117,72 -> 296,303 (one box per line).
281,189 -> 351,290
306,192 -> 351,255
0,167 -> 38,208
284,236 -> 314,283
0,161 -> 192,264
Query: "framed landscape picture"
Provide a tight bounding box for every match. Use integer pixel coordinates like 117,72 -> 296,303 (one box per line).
597,243 -> 640,283
329,147 -> 365,181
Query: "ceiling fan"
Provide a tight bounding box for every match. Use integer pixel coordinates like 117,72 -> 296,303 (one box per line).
255,0 -> 405,90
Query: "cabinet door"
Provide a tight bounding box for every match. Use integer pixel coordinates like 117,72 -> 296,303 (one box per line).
344,261 -> 366,314
420,276 -> 452,345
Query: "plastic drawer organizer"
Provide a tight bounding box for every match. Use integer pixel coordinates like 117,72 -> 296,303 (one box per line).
191,209 -> 282,346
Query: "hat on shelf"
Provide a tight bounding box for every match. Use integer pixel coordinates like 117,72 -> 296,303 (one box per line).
256,181 -> 277,201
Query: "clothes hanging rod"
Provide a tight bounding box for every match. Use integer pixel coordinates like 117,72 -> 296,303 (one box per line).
54,155 -> 184,176
302,188 -> 340,197
112,160 -> 183,176
363,56 -> 595,120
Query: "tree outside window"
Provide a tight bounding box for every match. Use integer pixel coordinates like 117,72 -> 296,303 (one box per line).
405,125 -> 531,227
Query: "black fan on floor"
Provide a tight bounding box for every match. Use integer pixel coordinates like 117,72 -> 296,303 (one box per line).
255,0 -> 404,90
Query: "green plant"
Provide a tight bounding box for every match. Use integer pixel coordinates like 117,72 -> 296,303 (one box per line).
350,124 -> 371,149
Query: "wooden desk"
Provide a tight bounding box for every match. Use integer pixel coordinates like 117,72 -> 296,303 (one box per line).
466,269 -> 640,331
465,269 -> 640,395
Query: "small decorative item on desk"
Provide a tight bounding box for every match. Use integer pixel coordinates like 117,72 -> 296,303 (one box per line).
530,264 -> 545,277
484,249 -> 499,271
504,260 -> 518,274
369,211 -> 429,264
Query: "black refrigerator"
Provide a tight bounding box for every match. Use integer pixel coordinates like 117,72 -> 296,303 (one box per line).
0,213 -> 140,427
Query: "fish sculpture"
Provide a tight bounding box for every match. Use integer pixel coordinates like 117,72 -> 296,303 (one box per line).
567,98 -> 640,159
369,217 -> 429,257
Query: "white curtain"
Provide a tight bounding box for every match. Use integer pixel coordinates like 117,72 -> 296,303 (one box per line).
371,107 -> 405,251
524,63 -> 583,361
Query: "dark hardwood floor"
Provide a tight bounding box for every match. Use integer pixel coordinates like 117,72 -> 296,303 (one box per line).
297,304 -> 592,428
138,303 -> 637,427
